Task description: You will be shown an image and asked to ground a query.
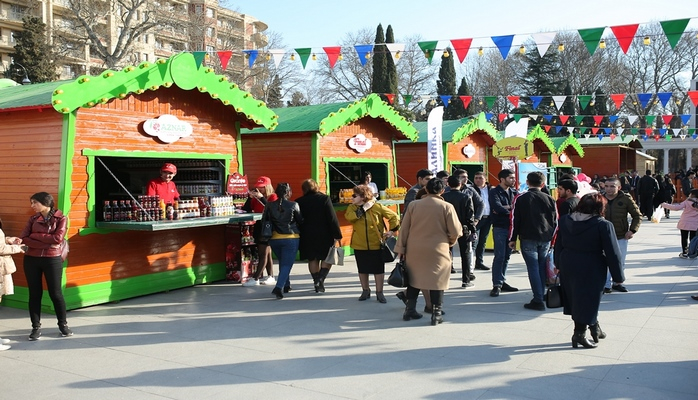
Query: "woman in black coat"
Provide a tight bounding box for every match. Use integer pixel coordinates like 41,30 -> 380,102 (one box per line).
554,193 -> 624,349
295,179 -> 343,292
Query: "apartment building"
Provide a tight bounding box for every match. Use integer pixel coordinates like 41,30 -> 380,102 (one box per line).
0,0 -> 267,89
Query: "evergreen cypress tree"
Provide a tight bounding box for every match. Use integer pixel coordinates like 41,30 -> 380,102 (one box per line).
436,47 -> 458,120
371,24 -> 389,94
266,75 -> 284,108
385,25 -> 398,95
10,17 -> 57,83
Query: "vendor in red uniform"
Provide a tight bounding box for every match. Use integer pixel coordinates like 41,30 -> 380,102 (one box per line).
146,163 -> 180,204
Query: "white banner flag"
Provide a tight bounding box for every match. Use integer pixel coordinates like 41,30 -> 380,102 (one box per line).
427,106 -> 444,173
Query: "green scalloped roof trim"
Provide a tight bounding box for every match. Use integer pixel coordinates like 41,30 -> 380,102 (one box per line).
527,125 -> 557,153
451,112 -> 500,143
552,135 -> 585,157
318,93 -> 418,141
51,53 -> 277,130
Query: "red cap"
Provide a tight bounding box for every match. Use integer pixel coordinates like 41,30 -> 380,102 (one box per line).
255,176 -> 271,187
161,163 -> 177,174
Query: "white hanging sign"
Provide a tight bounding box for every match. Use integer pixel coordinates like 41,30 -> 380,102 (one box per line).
347,134 -> 372,153
143,115 -> 192,143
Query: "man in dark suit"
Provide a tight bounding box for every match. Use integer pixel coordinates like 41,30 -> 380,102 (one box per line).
637,170 -> 659,221
443,176 -> 476,288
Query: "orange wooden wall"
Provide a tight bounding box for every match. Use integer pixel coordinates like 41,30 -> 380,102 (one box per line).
395,142 -> 427,187
570,146 -> 636,177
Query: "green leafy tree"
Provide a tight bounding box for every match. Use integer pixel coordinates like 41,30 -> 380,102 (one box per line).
371,24 -> 389,94
266,75 -> 284,108
10,17 -> 58,83
518,47 -> 563,118
287,91 -> 309,107
385,25 -> 398,95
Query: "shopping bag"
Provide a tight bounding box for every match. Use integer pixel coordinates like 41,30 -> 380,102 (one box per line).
545,276 -> 563,308
651,206 -> 663,223
324,246 -> 344,266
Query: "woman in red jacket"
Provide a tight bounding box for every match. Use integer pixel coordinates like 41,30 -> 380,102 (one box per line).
19,192 -> 71,341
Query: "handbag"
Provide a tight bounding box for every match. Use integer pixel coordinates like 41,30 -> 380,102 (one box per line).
381,236 -> 397,262
324,246 -> 345,266
388,259 -> 408,288
545,276 -> 563,308
259,212 -> 273,242
60,240 -> 70,262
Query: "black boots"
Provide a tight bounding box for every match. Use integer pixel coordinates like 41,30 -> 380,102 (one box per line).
572,329 -> 597,348
318,268 -> 329,292
589,322 -> 606,343
431,305 -> 444,325
311,272 -> 321,292
403,299 -> 423,321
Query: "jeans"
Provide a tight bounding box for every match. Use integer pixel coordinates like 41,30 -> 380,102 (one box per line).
269,238 -> 299,291
23,255 -> 68,328
473,217 -> 492,269
606,238 -> 628,288
492,227 -> 512,287
520,239 -> 550,303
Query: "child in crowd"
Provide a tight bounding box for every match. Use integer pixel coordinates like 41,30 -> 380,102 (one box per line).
661,189 -> 698,258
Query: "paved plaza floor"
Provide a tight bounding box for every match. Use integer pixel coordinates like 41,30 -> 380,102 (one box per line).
1,213 -> 697,399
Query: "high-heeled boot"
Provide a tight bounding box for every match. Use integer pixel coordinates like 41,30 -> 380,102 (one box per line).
318,268 -> 329,293
403,299 -> 423,321
431,305 -> 444,325
572,329 -> 597,348
589,322 -> 606,343
311,272 -> 321,293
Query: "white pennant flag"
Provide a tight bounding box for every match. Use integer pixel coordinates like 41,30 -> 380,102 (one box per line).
680,134 -> 687,140
386,43 -> 405,64
584,134 -> 590,139
529,114 -> 538,120
628,115 -> 638,125
531,32 -> 557,56
673,128 -> 681,136
616,127 -> 624,135
552,95 -> 567,111
268,49 -> 286,68
427,107 -> 444,173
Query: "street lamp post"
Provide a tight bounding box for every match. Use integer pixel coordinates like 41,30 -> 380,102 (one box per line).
11,63 -> 31,85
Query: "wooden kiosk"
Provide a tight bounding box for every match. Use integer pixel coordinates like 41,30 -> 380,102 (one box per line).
570,136 -> 642,177
241,93 -> 418,247
0,53 -> 277,310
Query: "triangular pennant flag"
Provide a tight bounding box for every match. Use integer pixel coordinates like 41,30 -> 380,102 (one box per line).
491,35 -> 515,60
485,112 -> 494,121
484,96 -> 497,109
591,127 -> 600,135
628,115 -> 638,125
269,49 -> 286,68
402,94 -> 413,106
543,125 -> 551,133
578,95 -> 592,110
294,48 -> 312,68
543,114 -> 552,122
216,51 -> 232,70
192,51 -> 207,67
687,91 -> 698,107
616,127 -> 624,135
559,115 -> 570,125
417,41 -> 438,63
450,38 -> 473,63
531,32 -> 557,56
513,114 -> 523,122
645,115 -> 657,126
660,19 -> 690,49
593,115 -> 604,125
645,127 -> 653,135
575,115 -> 585,125
654,135 -> 660,142
673,128 -> 682,136
681,134 -> 687,140
631,128 -> 639,134
610,24 -> 640,54
530,96 -> 543,109
529,114 -> 538,121
610,134 -> 617,140
354,44 -> 373,66
242,50 -> 258,68
583,133 -> 590,139
610,93 -> 626,109
323,46 -> 342,68
556,126 -> 564,134
459,95 -> 472,109
578,27 -> 605,55
656,92 -> 673,107
440,95 -> 451,107
637,93 -> 653,108
499,113 -> 507,122
604,128 -> 612,134
681,114 -> 691,125
384,94 -> 395,104
659,128 -> 667,136
662,115 -> 674,126
665,134 -> 672,141
385,43 -> 405,64
609,115 -> 619,124
507,96 -> 520,107
553,95 -> 567,110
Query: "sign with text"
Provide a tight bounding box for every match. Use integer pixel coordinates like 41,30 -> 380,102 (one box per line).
143,115 -> 193,143
347,134 -> 373,153
226,172 -> 249,195
492,137 -> 534,159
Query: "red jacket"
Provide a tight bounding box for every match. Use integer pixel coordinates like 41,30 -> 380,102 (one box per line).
20,211 -> 67,258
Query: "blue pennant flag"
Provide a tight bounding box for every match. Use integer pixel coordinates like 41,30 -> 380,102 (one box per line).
242,50 -> 258,68
485,112 -> 494,121
609,115 -> 619,124
530,96 -> 543,109
354,44 -> 374,66
439,95 -> 451,107
681,115 -> 691,125
543,114 -> 552,122
656,92 -> 672,107
637,93 -> 653,108
492,35 -> 515,60
555,126 -> 563,134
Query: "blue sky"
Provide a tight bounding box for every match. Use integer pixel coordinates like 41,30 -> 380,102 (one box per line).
234,0 -> 698,49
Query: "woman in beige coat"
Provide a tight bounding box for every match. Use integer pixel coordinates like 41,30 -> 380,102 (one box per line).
394,178 -> 462,325
1,217 -> 25,350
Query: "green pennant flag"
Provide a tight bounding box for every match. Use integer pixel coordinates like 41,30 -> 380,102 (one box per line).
689,128 -> 696,134
645,115 -> 657,126
402,94 -> 412,106
575,115 -> 585,125
660,19 -> 690,49
513,114 -> 522,122
665,134 -> 672,141
578,95 -> 592,110
631,128 -> 639,134
192,51 -> 207,68
417,41 -> 438,64
484,96 -> 497,109
578,27 -> 605,55
294,48 -> 312,69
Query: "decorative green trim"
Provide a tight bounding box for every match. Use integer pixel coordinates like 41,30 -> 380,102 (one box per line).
318,93 -> 418,141
311,132 -> 320,189
51,53 -> 278,130
451,112 -> 499,143
235,121 -> 244,175
556,134 -> 585,157
527,125 -> 557,153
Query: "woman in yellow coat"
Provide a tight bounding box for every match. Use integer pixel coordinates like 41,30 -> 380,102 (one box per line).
394,178 -> 462,325
345,185 -> 399,303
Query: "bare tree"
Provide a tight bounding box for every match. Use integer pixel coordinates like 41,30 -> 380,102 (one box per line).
395,35 -> 437,116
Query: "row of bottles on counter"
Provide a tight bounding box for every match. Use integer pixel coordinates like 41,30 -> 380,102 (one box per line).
179,184 -> 220,195
125,159 -> 217,169
101,194 -> 257,222
175,170 -> 219,181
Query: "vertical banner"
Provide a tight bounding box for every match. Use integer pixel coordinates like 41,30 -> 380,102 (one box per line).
427,106 -> 444,173
517,162 -> 547,192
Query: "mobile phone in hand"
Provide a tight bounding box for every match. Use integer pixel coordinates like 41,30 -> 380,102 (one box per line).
21,245 -> 28,252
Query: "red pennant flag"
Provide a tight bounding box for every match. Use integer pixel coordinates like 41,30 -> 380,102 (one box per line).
610,134 -> 617,140
610,24 -> 640,54
645,128 -> 653,135
687,91 -> 698,107
384,93 -> 395,104
591,127 -> 599,135
543,125 -> 551,133
217,51 -> 233,70
559,115 -> 570,125
593,115 -> 604,125
654,134 -> 660,141
323,46 -> 342,68
459,95 -> 472,109
507,96 -> 520,108
610,94 -> 626,109
498,113 -> 507,122
662,115 -> 674,125
450,38 -> 473,63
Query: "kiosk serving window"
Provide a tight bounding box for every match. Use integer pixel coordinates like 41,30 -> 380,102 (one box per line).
327,161 -> 388,203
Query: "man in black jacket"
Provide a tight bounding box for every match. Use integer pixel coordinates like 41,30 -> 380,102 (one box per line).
489,169 -> 518,297
508,171 -> 557,310
556,179 -> 579,216
637,170 -> 659,221
443,176 -> 476,288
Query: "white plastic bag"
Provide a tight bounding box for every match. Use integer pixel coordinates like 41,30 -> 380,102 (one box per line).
651,206 -> 663,223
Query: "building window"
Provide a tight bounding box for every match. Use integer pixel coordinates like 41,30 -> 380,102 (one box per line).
143,53 -> 149,62
143,34 -> 149,44
10,4 -> 27,20
206,27 -> 214,37
206,45 -> 215,52
195,5 -> 203,14
206,8 -> 214,18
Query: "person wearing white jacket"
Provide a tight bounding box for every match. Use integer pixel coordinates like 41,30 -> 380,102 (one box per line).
0,217 -> 25,350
